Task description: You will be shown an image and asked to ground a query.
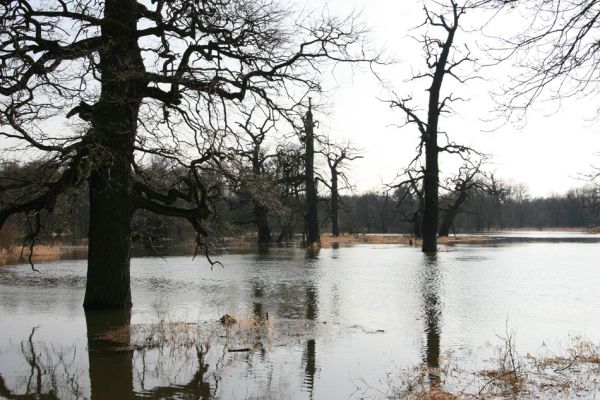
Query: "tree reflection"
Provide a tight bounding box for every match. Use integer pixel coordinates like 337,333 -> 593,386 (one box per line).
303,252 -> 319,397
0,311 -> 218,399
85,309 -> 135,399
420,254 -> 442,389
86,309 -> 217,399
138,345 -> 213,399
0,327 -> 80,399
252,278 -> 265,318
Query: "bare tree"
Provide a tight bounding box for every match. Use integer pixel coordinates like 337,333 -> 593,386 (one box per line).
391,167 -> 426,238
229,106 -> 281,244
302,100 -> 320,247
438,159 -> 489,236
388,0 -> 477,252
0,0 -> 374,308
320,139 -> 363,236
272,143 -> 305,242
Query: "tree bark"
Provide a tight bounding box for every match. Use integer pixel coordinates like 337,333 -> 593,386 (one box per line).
252,146 -> 272,244
85,164 -> 133,309
330,171 -> 340,236
254,202 -> 272,244
83,0 -> 144,309
304,103 -> 320,246
422,142 -> 439,252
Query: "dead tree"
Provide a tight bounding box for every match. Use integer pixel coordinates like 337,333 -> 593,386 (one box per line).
388,0 -> 476,252
320,140 -> 363,236
273,144 -> 305,243
0,0 -> 374,308
230,106 -> 281,244
438,159 -> 488,237
303,100 -> 321,247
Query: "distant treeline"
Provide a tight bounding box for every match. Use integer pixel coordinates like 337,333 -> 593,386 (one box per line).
338,186 -> 600,235
1,160 -> 599,248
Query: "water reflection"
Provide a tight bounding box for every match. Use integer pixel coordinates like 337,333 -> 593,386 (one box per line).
420,254 -> 442,389
303,262 -> 318,395
137,346 -> 213,399
86,310 -> 134,399
0,311 -> 220,399
252,278 -> 265,318
4,239 -> 600,398
0,327 -> 70,399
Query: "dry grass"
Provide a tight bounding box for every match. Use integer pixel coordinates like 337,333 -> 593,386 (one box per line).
377,333 -> 600,399
0,244 -> 87,265
96,313 -> 276,354
320,234 -> 493,248
93,307 -> 600,400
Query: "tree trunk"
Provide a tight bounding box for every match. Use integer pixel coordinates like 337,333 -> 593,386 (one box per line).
83,0 -> 144,309
438,209 -> 456,237
420,14 -> 457,252
304,103 -> 320,246
85,164 -> 133,309
421,139 -> 439,252
254,202 -> 271,244
252,146 -> 271,244
414,212 -> 423,238
331,172 -> 340,236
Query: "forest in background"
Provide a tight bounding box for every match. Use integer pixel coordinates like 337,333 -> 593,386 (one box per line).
2,160 -> 599,249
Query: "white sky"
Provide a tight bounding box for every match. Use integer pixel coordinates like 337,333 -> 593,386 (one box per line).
303,0 -> 600,198
4,1 -> 598,199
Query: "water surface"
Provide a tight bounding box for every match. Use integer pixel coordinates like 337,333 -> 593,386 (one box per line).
1,234 -> 600,398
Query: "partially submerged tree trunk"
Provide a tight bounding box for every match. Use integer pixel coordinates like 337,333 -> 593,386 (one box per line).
84,0 -> 143,309
252,143 -> 272,245
387,2 -> 464,253
304,102 -> 320,247
330,171 -> 340,236
422,130 -> 440,252
85,164 -> 133,309
421,6 -> 459,253
322,141 -> 362,237
254,202 -> 272,244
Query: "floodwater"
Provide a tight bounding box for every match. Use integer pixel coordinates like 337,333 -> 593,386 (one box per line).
1,231 -> 600,399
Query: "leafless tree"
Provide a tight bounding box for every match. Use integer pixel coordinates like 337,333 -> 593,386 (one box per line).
302,99 -> 320,247
392,167 -> 426,238
227,105 -> 282,244
387,0 -> 479,252
319,139 -> 363,236
438,158 -> 489,236
272,142 -> 305,242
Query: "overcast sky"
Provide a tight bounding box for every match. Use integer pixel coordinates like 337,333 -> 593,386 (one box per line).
301,0 -> 600,197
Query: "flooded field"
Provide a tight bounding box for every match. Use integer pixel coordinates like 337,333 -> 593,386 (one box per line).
1,232 -> 600,399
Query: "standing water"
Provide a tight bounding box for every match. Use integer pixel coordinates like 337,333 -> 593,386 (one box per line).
1,232 -> 600,398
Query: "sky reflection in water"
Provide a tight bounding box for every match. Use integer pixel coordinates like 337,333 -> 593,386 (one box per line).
1,236 -> 600,398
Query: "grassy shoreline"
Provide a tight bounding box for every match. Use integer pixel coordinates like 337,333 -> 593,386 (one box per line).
1,227 -> 596,265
